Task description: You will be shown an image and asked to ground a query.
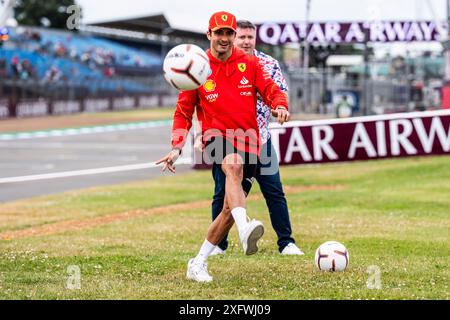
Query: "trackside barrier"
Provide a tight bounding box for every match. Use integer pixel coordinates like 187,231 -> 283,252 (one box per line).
191,110 -> 450,169
0,94 -> 175,119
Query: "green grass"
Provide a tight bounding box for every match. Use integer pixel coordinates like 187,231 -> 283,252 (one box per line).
0,156 -> 449,299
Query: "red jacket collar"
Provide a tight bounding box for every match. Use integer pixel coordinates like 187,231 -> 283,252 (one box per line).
206,47 -> 247,64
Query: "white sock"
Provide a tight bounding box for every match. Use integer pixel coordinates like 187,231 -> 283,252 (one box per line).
231,207 -> 248,236
193,239 -> 216,264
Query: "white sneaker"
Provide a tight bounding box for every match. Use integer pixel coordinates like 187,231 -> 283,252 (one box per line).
280,243 -> 305,255
240,219 -> 264,255
186,258 -> 213,282
209,247 -> 226,256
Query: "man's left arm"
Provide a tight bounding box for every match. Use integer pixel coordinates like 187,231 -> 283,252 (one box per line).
267,59 -> 289,118
270,59 -> 289,93
254,58 -> 290,124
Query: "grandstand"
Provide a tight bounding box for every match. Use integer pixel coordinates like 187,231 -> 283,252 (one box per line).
0,12 -> 210,118
1,26 -> 163,94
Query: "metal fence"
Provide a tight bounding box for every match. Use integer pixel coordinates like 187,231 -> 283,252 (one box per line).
0,74 -> 172,100
0,67 -> 443,119
0,74 -> 178,118
286,68 -> 442,116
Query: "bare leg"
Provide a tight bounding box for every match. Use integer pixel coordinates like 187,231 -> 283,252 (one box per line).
205,152 -> 263,255
221,153 -> 246,209
206,199 -> 234,244
205,153 -> 245,245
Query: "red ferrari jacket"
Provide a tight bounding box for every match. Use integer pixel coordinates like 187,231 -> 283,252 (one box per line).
171,47 -> 288,155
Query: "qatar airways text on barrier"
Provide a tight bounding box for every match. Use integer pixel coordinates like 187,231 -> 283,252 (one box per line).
269,110 -> 450,165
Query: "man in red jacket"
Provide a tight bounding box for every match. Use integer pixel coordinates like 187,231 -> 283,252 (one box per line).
156,11 -> 289,282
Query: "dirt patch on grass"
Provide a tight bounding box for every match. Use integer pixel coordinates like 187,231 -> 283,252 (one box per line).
0,185 -> 345,240
0,200 -> 211,240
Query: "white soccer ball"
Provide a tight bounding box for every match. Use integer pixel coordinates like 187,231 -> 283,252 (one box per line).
163,44 -> 210,91
314,241 -> 349,272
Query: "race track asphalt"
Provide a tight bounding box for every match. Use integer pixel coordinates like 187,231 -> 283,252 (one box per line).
0,122 -> 193,202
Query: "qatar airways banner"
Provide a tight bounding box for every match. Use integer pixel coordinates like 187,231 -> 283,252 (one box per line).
269,110 -> 450,166
256,21 -> 447,45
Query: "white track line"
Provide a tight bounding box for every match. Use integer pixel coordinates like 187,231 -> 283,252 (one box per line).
0,120 -> 173,141
0,158 -> 192,184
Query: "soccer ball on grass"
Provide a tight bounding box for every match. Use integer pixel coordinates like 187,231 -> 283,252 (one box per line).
314,241 -> 349,272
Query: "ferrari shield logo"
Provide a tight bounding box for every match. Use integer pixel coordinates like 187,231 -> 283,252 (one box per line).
221,15 -> 228,22
238,63 -> 246,72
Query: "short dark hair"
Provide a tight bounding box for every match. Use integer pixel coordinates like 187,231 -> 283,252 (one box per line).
236,20 -> 256,30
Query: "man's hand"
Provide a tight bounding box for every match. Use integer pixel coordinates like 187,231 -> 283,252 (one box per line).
194,135 -> 203,152
155,149 -> 181,173
272,106 -> 290,124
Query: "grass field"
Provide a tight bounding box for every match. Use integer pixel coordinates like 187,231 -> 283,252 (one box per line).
0,156 -> 449,299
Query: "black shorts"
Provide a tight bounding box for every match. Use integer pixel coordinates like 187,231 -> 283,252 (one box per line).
205,136 -> 257,195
